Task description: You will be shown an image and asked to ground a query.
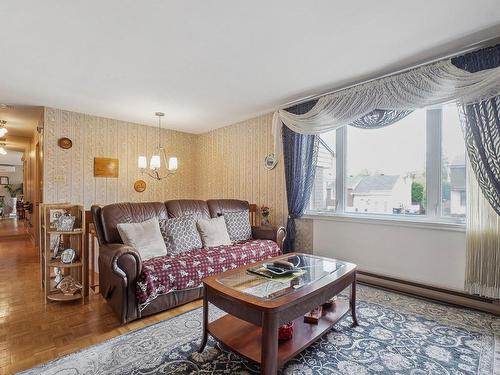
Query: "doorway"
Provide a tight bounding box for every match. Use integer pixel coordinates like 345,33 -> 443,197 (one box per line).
0,105 -> 43,240
0,151 -> 29,238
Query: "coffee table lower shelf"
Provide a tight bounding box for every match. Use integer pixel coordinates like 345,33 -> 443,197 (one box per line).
208,299 -> 350,367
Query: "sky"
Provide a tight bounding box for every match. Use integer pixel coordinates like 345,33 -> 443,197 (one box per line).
320,104 -> 465,177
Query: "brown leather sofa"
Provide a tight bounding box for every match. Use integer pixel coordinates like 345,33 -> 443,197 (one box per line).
91,199 -> 286,324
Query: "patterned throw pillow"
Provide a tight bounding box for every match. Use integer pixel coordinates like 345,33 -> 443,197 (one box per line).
159,215 -> 203,255
158,219 -> 176,253
223,210 -> 252,242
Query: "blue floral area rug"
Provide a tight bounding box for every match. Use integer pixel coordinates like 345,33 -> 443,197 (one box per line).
19,286 -> 499,374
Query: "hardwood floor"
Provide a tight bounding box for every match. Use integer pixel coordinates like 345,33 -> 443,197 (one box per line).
0,219 -> 30,239
0,237 -> 202,374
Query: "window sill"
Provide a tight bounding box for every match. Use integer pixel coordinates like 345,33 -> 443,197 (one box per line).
302,212 -> 466,232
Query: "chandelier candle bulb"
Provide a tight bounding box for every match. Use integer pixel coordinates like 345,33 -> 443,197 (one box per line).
138,156 -> 147,170
150,155 -> 161,170
168,157 -> 178,171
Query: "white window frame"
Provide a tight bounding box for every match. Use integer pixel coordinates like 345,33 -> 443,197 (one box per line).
306,107 -> 465,228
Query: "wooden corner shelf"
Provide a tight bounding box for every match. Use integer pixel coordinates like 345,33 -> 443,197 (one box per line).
48,260 -> 83,268
46,230 -> 84,235
40,204 -> 87,304
47,291 -> 83,302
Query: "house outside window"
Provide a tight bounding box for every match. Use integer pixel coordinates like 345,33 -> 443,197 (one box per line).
307,104 -> 466,224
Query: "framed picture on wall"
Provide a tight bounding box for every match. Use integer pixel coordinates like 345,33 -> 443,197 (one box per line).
0,176 -> 9,185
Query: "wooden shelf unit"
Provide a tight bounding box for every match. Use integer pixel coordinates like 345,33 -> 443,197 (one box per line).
40,204 -> 87,304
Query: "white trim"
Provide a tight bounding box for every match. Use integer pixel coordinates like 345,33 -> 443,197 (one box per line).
335,127 -> 346,213
302,212 -> 466,232
426,108 -> 443,218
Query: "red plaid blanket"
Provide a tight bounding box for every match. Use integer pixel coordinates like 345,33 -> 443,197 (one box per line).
136,239 -> 281,310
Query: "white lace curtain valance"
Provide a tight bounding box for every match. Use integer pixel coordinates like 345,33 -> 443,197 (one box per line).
272,59 -> 500,159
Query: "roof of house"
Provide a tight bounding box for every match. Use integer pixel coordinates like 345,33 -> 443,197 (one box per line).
348,175 -> 400,194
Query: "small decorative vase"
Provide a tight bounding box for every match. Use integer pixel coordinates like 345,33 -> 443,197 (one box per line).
261,215 -> 270,226
278,322 -> 294,341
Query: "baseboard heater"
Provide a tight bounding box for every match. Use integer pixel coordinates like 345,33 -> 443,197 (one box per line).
357,271 -> 500,316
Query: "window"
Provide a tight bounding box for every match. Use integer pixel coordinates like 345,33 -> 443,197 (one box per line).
308,104 -> 466,224
309,132 -> 336,211
441,105 -> 466,219
346,111 -> 426,216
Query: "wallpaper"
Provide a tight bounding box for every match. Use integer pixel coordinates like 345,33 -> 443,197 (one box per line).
43,107 -> 197,208
194,113 -> 288,227
43,107 -> 313,251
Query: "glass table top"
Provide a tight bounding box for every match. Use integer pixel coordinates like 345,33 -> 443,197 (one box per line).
216,254 -> 345,300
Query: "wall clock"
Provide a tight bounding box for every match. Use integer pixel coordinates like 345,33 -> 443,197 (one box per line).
134,180 -> 146,192
58,137 -> 73,149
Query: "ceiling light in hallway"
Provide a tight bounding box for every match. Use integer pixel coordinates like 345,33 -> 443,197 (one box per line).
0,120 -> 8,137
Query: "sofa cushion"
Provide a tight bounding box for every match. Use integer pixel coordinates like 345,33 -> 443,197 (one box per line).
223,210 -> 252,242
165,199 -> 210,220
196,216 -> 232,248
117,218 -> 167,260
99,202 -> 169,244
207,199 -> 250,218
158,219 -> 175,253
136,239 -> 281,309
159,215 -> 202,255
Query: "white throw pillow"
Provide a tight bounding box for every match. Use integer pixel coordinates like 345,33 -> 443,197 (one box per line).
196,216 -> 232,248
117,217 -> 167,260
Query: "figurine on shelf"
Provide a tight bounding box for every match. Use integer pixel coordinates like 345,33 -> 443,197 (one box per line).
54,267 -> 62,284
261,205 -> 271,226
56,213 -> 75,232
56,276 -> 82,295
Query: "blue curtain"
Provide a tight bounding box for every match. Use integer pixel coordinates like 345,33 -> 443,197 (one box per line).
452,44 -> 500,215
282,101 -> 319,252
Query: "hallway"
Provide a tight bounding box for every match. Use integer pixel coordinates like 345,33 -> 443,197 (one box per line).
0,237 -> 200,374
0,219 -> 30,240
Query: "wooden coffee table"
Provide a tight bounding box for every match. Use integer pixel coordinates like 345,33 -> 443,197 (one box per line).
198,253 -> 358,375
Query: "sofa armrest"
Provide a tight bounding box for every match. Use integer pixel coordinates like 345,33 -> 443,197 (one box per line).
99,243 -> 142,324
252,226 -> 287,251
100,243 -> 142,279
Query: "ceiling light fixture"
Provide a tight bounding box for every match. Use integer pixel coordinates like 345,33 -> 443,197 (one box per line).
0,143 -> 7,155
0,120 -> 8,137
138,112 -> 178,181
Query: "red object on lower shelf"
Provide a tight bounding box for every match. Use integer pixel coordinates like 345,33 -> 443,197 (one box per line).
278,322 -> 294,341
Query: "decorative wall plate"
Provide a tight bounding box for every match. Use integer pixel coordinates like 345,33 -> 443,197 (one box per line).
134,180 -> 146,192
58,137 -> 73,149
264,154 -> 277,170
60,248 -> 76,264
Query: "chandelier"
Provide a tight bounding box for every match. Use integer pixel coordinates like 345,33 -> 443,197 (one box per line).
0,120 -> 8,137
138,112 -> 178,180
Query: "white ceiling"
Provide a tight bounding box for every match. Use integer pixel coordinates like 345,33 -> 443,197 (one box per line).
0,151 -> 24,166
1,1 -> 500,134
